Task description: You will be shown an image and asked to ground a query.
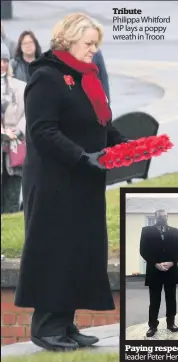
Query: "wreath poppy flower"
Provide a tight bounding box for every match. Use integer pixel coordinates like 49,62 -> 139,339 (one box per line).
98,134 -> 173,169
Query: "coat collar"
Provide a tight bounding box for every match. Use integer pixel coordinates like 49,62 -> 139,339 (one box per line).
152,224 -> 170,238
153,224 -> 169,230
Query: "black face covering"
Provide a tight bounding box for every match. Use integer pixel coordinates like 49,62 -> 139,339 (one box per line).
156,215 -> 167,226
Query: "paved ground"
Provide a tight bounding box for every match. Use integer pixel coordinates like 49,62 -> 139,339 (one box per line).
126,280 -> 178,340
126,279 -> 178,327
126,315 -> 178,340
1,324 -> 119,358
3,1 -> 178,186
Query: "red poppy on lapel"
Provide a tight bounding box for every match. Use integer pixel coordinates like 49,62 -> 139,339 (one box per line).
63,75 -> 75,89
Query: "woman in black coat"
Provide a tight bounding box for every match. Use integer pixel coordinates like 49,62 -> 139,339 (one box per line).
15,13 -> 128,352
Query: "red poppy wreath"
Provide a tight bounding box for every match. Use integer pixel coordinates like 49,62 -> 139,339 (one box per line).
98,134 -> 173,169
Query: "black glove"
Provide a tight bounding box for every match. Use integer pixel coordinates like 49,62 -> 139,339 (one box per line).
80,150 -> 107,170
1,132 -> 11,142
13,129 -> 24,141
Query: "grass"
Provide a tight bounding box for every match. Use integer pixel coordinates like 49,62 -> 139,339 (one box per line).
107,172 -> 178,257
2,351 -> 119,362
1,173 -> 178,259
1,212 -> 24,259
126,172 -> 178,188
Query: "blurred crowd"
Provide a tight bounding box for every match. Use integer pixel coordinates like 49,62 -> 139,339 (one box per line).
1,22 -> 110,214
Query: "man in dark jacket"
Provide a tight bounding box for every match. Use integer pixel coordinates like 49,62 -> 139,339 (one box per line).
93,49 -> 110,104
140,209 -> 178,337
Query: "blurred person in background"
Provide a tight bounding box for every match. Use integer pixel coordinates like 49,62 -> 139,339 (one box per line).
10,30 -> 42,82
1,42 -> 26,214
1,22 -> 16,59
93,49 -> 110,104
14,12 -> 128,352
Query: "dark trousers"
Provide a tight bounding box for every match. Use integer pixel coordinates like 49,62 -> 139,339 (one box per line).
31,310 -> 75,337
1,162 -> 21,214
148,283 -> 177,328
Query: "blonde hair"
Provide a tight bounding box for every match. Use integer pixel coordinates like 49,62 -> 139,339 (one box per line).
51,13 -> 103,51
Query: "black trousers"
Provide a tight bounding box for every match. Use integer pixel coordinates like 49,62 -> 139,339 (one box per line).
148,283 -> 177,328
1,161 -> 21,214
31,310 -> 75,337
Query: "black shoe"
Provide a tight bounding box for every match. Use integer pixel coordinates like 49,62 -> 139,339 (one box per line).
146,327 -> 157,337
67,324 -> 99,347
31,335 -> 79,351
167,324 -> 178,332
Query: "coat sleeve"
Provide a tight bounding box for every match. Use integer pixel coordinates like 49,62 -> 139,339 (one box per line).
16,114 -> 26,136
175,230 -> 178,262
93,50 -> 110,104
171,229 -> 178,264
4,78 -> 26,137
106,120 -> 128,147
140,227 -> 156,265
25,69 -> 84,168
13,79 -> 26,136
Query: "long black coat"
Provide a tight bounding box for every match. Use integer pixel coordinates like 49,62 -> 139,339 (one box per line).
15,50 -> 127,313
140,225 -> 178,287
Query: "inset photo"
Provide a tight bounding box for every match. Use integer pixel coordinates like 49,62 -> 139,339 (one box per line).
125,192 -> 178,340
